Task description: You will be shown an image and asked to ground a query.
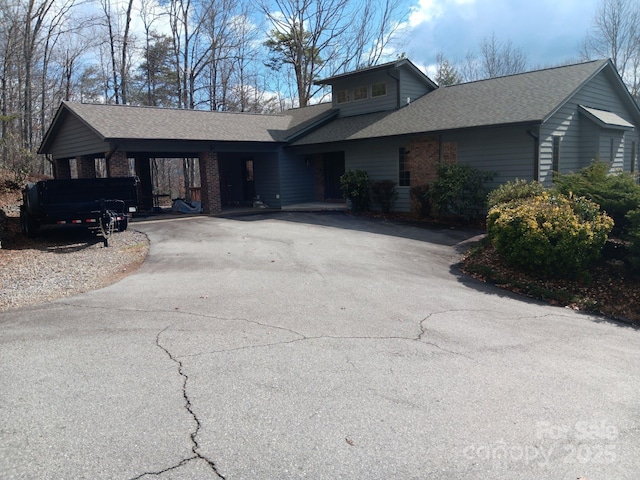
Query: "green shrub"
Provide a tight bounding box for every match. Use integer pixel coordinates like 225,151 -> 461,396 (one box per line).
487,179 -> 546,208
411,185 -> 431,217
370,180 -> 398,213
627,209 -> 640,273
554,161 -> 640,233
487,192 -> 614,276
430,164 -> 496,220
340,169 -> 371,212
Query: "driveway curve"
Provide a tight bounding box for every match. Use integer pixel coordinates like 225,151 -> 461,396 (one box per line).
1,212 -> 639,479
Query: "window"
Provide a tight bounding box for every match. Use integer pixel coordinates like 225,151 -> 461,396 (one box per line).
552,136 -> 561,173
372,82 -> 387,97
610,137 -> 615,162
336,90 -> 349,104
399,147 -> 410,187
353,86 -> 368,101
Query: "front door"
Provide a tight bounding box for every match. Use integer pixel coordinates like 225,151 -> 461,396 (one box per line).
243,158 -> 255,202
323,152 -> 345,201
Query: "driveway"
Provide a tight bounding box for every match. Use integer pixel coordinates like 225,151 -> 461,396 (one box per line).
1,212 -> 639,479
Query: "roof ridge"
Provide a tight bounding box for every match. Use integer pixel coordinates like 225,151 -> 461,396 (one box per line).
442,59 -> 608,89
66,101 -> 288,118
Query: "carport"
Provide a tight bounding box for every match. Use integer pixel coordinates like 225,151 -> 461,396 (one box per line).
38,102 -> 292,214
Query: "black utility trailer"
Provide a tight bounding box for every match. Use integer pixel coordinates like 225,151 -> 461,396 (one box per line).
20,177 -> 139,238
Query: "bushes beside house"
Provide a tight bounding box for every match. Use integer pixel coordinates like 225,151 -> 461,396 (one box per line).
340,170 -> 371,212
487,191 -> 613,276
485,163 -> 640,277
412,164 -> 496,221
340,170 -> 399,213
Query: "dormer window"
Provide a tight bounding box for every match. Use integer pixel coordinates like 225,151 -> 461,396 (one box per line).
336,90 -> 349,104
372,82 -> 387,97
353,86 -> 368,101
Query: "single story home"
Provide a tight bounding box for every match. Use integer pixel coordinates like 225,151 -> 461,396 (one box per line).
39,58 -> 640,214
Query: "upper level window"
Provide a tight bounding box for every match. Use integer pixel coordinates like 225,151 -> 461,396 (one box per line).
353,86 -> 368,101
336,90 -> 349,104
372,82 -> 387,97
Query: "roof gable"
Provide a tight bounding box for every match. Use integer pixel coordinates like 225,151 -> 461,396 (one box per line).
39,101 -> 336,155
291,59 -> 617,145
315,59 -> 437,90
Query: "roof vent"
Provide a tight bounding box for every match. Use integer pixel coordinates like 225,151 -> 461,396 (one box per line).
407,97 -> 411,105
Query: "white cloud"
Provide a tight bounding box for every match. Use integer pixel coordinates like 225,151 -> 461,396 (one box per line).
408,0 -> 476,28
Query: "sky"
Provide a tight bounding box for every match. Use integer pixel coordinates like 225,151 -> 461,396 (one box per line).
401,0 -> 602,74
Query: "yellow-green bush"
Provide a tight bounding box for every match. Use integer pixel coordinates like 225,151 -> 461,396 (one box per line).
487,192 -> 614,276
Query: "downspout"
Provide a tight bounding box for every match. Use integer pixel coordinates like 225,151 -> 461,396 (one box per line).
527,127 -> 540,181
387,69 -> 401,109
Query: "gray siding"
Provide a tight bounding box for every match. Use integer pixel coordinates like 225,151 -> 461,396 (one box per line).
254,152 -> 282,208
343,138 -> 410,211
399,69 -> 430,105
332,71 -> 398,116
540,69 -> 640,183
279,151 -> 315,205
445,126 -> 536,189
50,113 -> 107,159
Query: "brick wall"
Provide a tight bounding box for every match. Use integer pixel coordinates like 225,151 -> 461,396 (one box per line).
55,159 -> 71,179
76,155 -> 96,178
108,151 -> 130,177
199,151 -> 222,214
405,136 -> 458,213
407,136 -> 440,186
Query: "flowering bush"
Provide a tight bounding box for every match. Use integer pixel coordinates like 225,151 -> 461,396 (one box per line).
486,179 -> 545,208
487,192 -> 614,276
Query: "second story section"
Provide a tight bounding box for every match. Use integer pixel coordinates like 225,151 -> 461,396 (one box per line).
315,59 -> 438,117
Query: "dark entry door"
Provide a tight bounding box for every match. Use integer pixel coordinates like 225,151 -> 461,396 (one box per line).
243,158 -> 255,202
323,152 -> 345,201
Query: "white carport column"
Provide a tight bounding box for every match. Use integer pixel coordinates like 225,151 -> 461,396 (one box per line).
199,151 -> 222,214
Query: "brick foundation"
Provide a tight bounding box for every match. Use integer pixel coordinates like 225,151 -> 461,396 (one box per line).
55,159 -> 71,179
108,150 -> 130,177
76,155 -> 96,178
199,151 -> 222,214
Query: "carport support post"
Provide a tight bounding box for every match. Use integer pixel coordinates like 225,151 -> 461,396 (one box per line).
108,150 -> 130,177
76,155 -> 96,179
55,158 -> 71,179
134,155 -> 154,211
199,151 -> 222,214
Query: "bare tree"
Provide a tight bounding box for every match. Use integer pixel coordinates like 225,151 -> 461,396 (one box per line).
478,32 -> 528,78
434,52 -> 461,86
261,0 -> 407,107
580,0 -> 640,99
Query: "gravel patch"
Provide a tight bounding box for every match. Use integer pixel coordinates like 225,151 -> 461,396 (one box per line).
0,225 -> 149,311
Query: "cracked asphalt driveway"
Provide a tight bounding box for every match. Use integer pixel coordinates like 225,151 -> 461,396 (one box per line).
1,212 -> 639,479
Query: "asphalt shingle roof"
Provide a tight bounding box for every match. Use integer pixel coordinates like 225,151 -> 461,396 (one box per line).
43,59 -> 622,154
61,101 -> 334,144
292,59 -> 610,146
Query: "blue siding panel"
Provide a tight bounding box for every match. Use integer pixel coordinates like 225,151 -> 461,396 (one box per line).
50,114 -> 108,159
540,69 -> 640,182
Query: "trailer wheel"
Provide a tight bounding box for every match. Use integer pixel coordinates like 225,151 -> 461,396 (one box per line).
118,217 -> 128,232
20,209 -> 38,238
